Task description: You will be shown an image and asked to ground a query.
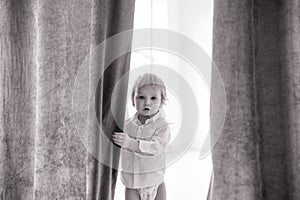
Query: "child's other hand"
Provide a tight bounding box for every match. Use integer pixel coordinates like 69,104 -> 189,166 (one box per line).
112,132 -> 138,151
112,132 -> 126,146
112,132 -> 136,149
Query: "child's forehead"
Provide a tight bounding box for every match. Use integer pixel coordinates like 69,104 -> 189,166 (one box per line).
137,84 -> 161,94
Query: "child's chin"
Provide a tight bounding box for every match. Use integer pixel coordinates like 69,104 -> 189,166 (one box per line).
141,112 -> 152,117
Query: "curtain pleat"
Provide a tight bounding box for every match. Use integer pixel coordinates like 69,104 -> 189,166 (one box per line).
281,1 -> 300,199
1,1 -> 37,199
209,0 -> 300,199
0,0 -> 135,199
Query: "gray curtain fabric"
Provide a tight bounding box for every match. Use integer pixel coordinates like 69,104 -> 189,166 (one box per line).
209,0 -> 300,200
0,0 -> 135,199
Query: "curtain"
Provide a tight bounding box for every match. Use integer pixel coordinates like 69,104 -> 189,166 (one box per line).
209,0 -> 300,199
0,0 -> 135,199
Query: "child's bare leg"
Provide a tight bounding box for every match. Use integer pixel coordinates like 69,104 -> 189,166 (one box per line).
125,188 -> 140,200
155,183 -> 166,200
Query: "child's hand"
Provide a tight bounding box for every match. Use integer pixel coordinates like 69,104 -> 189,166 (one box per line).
112,132 -> 137,149
112,132 -> 126,146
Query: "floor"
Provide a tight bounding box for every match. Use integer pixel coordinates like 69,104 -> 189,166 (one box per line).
114,150 -> 212,200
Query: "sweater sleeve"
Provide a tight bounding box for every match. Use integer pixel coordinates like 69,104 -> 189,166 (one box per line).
137,123 -> 171,155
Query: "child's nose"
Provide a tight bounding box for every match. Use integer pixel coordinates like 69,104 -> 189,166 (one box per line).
145,98 -> 150,105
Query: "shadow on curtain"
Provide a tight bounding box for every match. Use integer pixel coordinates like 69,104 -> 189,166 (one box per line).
209,0 -> 300,199
0,0 -> 135,199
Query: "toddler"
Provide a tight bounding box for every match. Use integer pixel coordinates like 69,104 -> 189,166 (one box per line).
112,73 -> 170,200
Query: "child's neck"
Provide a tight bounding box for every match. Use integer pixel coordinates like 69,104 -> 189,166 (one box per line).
138,115 -> 150,124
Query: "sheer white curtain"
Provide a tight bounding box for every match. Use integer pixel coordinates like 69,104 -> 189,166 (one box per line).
114,0 -> 214,199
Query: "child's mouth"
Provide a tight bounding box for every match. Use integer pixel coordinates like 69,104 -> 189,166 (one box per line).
143,108 -> 150,111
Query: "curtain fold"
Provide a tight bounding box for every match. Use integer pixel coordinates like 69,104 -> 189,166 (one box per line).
0,0 -> 135,199
209,0 -> 300,199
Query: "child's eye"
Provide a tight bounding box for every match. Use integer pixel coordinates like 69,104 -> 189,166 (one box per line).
151,96 -> 157,100
137,96 -> 144,99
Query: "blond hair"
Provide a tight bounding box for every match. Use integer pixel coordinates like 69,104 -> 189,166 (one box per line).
131,73 -> 167,106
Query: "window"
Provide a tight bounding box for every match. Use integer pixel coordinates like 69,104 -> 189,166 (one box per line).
115,1 -> 214,199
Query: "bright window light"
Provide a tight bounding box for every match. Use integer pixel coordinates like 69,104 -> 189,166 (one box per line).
115,1 -> 214,199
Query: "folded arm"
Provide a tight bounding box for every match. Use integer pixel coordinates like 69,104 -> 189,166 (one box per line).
112,124 -> 170,155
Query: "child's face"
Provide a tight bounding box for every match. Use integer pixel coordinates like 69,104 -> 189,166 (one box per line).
134,84 -> 162,118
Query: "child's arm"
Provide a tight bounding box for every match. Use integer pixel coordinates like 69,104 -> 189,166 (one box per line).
112,123 -> 170,155
137,123 -> 170,155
